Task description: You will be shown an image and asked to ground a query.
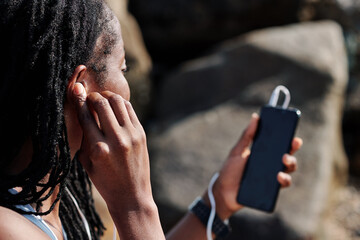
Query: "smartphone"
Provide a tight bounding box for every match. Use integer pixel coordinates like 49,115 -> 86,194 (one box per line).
236,105 -> 301,212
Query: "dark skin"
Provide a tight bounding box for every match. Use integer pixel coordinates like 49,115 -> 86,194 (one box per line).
0,13 -> 302,240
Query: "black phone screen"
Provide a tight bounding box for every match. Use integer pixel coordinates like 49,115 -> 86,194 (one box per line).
236,105 -> 301,212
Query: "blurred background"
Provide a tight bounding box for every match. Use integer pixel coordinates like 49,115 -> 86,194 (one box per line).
95,0 -> 360,239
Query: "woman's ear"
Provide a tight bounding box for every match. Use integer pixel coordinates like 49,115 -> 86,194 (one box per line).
67,65 -> 87,99
65,65 -> 88,159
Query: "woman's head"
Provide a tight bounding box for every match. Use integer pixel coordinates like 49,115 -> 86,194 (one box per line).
0,0 -> 125,238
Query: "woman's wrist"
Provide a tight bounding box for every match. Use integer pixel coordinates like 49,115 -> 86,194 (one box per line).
189,197 -> 231,239
202,192 -> 232,221
107,194 -> 158,217
108,197 -> 165,239
201,180 -> 243,221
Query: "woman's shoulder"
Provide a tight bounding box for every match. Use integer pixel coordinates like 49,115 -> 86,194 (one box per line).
0,206 -> 49,240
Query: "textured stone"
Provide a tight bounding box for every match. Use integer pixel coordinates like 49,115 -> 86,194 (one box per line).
129,0 -> 301,63
343,82 -> 360,176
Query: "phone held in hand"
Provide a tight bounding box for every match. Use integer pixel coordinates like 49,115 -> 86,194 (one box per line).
236,86 -> 301,212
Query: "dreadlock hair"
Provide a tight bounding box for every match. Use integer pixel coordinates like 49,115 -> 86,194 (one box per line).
0,0 -> 119,239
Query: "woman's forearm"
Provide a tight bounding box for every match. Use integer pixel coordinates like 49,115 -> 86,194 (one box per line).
166,212 -> 210,240
109,199 -> 166,240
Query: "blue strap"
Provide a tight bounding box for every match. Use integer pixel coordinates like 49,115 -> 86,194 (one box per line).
9,189 -> 67,240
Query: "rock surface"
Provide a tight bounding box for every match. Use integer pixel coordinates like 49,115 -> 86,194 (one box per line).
148,21 -> 349,239
300,1 -> 360,180
299,0 -> 360,70
129,0 -> 302,63
343,82 -> 360,176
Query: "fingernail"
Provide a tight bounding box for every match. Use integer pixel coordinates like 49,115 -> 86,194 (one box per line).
251,112 -> 259,119
284,158 -> 291,165
279,172 -> 290,181
74,83 -> 85,96
284,154 -> 293,164
285,174 -> 291,182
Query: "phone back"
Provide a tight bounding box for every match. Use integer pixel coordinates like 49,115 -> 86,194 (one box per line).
236,105 -> 300,212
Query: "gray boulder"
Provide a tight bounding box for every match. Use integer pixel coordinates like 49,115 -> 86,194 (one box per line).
343,82 -> 360,176
149,21 -> 348,239
129,0 -> 302,63
299,0 -> 360,71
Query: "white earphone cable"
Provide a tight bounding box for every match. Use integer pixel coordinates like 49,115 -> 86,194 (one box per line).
65,187 -> 92,240
113,223 -> 117,240
268,85 -> 291,109
207,172 -> 220,240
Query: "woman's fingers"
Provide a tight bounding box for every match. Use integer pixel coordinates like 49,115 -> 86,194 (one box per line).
278,137 -> 301,186
283,154 -> 297,173
101,91 -> 142,129
290,137 -> 303,155
277,139 -> 300,187
231,113 -> 259,156
72,83 -> 103,142
86,92 -> 122,137
277,172 -> 292,188
100,91 -> 131,127
124,100 -> 142,129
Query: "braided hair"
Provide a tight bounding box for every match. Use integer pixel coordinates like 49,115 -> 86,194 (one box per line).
0,0 -> 119,239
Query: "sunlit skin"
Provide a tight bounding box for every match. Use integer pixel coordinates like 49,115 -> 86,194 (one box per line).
65,16 -> 130,161
0,12 -> 302,240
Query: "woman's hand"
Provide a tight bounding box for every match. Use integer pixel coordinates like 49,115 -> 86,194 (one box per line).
72,83 -> 152,207
203,113 -> 303,220
71,83 -> 165,240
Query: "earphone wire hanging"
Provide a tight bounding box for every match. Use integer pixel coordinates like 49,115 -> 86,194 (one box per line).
268,85 -> 291,109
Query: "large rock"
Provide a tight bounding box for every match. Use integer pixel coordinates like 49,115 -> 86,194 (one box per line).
129,0 -> 302,64
301,1 -> 360,180
299,0 -> 360,70
299,0 -> 360,30
148,21 -> 348,239
343,82 -> 360,176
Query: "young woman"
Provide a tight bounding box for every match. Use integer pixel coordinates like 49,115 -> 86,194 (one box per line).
0,0 -> 302,239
